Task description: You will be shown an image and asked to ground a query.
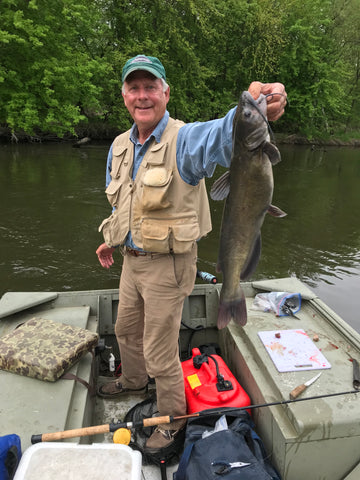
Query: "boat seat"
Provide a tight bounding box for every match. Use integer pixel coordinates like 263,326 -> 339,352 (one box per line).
0,306 -> 97,451
0,292 -> 58,319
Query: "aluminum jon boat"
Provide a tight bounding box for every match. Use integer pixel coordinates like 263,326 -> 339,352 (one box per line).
0,277 -> 359,480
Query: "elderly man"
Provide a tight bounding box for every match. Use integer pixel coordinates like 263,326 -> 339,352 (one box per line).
96,54 -> 287,453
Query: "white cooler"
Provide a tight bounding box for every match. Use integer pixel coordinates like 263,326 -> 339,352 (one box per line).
13,442 -> 142,480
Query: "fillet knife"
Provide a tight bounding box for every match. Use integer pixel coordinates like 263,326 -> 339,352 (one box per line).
289,372 -> 322,400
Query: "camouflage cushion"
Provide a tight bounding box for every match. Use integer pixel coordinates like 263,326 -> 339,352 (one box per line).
0,317 -> 99,382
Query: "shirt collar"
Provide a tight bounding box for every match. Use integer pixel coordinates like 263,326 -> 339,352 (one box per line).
130,110 -> 170,145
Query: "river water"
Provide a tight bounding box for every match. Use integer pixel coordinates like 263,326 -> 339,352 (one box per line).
1,142 -> 359,332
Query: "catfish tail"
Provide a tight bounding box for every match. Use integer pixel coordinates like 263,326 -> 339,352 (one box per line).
217,288 -> 247,329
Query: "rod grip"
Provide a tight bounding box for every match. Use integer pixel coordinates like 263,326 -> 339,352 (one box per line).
142,416 -> 171,427
289,384 -> 306,400
31,424 -> 111,444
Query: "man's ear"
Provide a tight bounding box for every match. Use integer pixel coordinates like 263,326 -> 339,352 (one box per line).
165,86 -> 170,103
122,91 -> 128,108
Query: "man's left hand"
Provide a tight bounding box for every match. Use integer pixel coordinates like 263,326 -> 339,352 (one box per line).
248,81 -> 287,121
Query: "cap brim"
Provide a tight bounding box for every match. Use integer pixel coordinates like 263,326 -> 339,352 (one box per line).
123,66 -> 162,81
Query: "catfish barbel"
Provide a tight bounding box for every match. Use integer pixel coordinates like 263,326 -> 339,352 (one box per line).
210,91 -> 286,329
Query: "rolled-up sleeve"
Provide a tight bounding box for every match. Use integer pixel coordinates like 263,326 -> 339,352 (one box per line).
105,144 -> 113,188
176,107 -> 236,185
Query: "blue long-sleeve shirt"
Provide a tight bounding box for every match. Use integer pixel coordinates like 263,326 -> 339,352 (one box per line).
105,108 -> 237,248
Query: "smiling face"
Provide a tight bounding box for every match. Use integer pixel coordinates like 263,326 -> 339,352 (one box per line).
122,70 -> 170,142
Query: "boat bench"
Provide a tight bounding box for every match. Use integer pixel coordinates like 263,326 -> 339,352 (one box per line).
0,292 -> 98,451
219,278 -> 360,480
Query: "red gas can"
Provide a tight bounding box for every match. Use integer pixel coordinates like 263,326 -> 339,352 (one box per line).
181,348 -> 251,413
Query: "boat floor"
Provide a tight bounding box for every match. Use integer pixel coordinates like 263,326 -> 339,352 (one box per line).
95,376 -> 179,480
3,280 -> 360,479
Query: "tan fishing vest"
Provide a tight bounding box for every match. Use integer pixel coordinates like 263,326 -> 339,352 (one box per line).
98,117 -> 212,253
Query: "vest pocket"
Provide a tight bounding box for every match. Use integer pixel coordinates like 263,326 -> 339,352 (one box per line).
171,221 -> 200,253
105,179 -> 122,208
140,217 -> 200,254
141,219 -> 170,253
98,210 -> 127,247
141,167 -> 173,211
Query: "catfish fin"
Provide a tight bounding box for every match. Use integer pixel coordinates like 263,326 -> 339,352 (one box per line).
217,289 -> 247,329
263,142 -> 281,165
240,233 -> 261,281
210,171 -> 230,201
267,204 -> 287,217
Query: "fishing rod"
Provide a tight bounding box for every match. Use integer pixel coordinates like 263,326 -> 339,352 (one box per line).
31,387 -> 360,444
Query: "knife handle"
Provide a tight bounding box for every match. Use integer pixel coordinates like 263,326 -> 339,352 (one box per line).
289,384 -> 306,400
353,359 -> 360,390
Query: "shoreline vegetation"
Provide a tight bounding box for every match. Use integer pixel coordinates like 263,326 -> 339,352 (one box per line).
0,126 -> 359,148
1,1 -> 359,146
275,133 -> 360,147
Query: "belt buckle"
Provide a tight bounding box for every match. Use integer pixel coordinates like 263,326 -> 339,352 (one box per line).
127,248 -> 146,257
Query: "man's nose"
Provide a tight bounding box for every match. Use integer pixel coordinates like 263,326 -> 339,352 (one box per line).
137,87 -> 149,98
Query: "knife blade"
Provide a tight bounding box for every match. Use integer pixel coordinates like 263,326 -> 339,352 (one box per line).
289,372 -> 322,400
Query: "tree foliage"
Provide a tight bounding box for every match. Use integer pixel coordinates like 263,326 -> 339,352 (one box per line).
0,0 -> 359,139
0,0 -> 107,137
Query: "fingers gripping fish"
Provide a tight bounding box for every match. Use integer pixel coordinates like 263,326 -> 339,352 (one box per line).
210,91 -> 286,329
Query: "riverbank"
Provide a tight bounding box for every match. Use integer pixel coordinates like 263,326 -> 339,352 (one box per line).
275,133 -> 360,147
0,126 -> 359,147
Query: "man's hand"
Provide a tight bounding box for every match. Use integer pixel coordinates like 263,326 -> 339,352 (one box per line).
248,81 -> 287,121
96,243 -> 115,269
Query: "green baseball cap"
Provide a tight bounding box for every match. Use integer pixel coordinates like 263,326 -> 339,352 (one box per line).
122,55 -> 166,82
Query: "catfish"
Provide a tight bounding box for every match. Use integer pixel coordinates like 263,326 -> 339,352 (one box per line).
210,91 -> 286,329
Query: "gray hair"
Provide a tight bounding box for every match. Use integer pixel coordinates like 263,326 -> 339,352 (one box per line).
122,78 -> 169,94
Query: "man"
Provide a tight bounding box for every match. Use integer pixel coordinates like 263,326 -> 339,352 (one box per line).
96,54 -> 287,453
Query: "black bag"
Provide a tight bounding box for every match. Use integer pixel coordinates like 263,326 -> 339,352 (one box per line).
174,408 -> 281,480
124,394 -> 185,479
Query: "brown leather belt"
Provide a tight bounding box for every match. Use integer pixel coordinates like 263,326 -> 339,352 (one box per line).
126,247 -> 148,257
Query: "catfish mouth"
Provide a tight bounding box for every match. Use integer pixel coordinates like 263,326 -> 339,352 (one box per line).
241,91 -> 268,119
234,92 -> 269,150
244,124 -> 269,150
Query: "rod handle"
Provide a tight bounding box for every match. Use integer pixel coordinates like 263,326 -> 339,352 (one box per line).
289,384 -> 306,400
31,423 -> 111,444
143,415 -> 171,427
31,416 -> 172,444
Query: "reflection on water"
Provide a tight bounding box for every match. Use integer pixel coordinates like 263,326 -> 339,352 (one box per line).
1,143 -> 360,332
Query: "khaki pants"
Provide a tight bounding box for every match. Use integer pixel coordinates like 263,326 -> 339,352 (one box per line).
115,243 -> 197,417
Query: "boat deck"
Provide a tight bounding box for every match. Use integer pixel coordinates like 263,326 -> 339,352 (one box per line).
1,278 -> 360,479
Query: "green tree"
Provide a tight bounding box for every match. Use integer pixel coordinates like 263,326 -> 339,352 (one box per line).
0,0 -> 358,139
0,0 -> 107,138
330,0 -> 360,132
277,0 -> 350,135
96,0 -> 234,128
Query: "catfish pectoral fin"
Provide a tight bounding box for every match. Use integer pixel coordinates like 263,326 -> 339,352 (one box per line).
210,171 -> 230,201
263,142 -> 281,165
267,204 -> 287,217
217,296 -> 247,329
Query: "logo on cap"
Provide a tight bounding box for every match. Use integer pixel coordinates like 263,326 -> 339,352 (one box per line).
131,56 -> 151,64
